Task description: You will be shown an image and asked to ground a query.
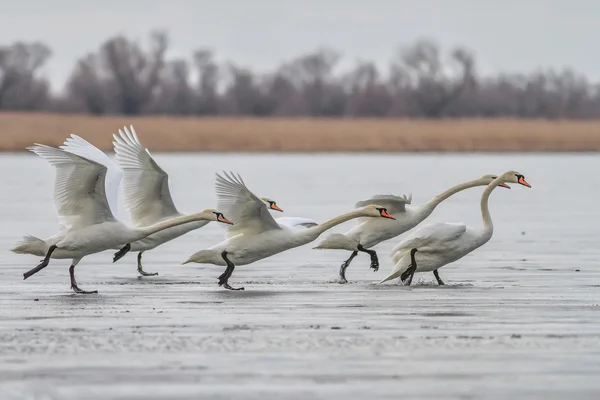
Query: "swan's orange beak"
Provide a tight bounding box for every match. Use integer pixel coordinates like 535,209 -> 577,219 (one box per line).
380,209 -> 396,220
270,203 -> 283,212
518,176 -> 531,188
217,214 -> 233,225
499,183 -> 510,189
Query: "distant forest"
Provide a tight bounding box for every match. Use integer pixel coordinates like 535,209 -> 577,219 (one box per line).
1,31 -> 599,119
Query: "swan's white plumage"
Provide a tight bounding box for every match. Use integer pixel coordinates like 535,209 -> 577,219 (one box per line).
275,216 -> 318,229
28,144 -> 115,229
215,171 -> 281,238
313,233 -> 359,251
390,222 -> 467,264
113,126 -> 179,226
59,134 -> 122,218
355,193 -> 412,214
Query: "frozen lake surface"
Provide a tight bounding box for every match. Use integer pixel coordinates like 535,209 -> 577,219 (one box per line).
1,153 -> 599,399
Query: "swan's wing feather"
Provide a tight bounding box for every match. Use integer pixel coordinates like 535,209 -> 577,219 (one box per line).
391,222 -> 467,255
355,193 -> 412,214
59,134 -> 122,218
215,171 -> 281,237
113,126 -> 179,225
276,216 -> 318,229
28,144 -> 115,228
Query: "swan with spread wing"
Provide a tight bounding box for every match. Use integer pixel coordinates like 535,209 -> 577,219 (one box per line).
183,171 -> 396,291
380,171 -> 531,286
314,174 -> 510,283
11,144 -> 231,294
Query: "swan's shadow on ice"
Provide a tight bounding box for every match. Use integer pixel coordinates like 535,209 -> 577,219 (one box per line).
366,281 -> 479,290
208,290 -> 281,299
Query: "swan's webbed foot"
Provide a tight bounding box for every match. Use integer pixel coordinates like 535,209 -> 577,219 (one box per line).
137,252 -> 158,277
223,283 -> 245,291
218,251 -> 244,290
357,244 -> 378,272
370,259 -> 379,272
138,268 -> 158,277
338,250 -> 358,284
71,284 -> 98,294
69,264 -> 97,294
113,243 -> 131,263
433,269 -> 445,285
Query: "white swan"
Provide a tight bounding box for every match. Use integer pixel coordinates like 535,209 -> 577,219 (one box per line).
314,174 -> 510,283
110,126 -> 317,275
11,144 -> 232,294
183,171 -> 396,291
380,170 -> 531,286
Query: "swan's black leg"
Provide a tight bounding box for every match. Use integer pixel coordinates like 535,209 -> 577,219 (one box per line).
218,251 -> 244,291
113,243 -> 131,263
137,252 -> 158,277
400,248 -> 419,286
357,244 -> 379,272
433,269 -> 445,285
23,245 -> 57,280
69,265 -> 97,294
338,251 -> 358,284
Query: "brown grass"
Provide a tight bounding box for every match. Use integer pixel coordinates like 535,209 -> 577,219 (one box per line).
0,112 -> 599,152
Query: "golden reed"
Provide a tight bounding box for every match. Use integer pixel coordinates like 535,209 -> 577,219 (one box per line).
1,112 -> 598,152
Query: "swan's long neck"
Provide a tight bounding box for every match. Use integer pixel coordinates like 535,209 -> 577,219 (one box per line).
479,180 -> 498,234
132,213 -> 209,240
302,210 -> 365,240
422,179 -> 482,213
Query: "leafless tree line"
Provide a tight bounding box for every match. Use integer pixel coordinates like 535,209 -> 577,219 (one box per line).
2,31 -> 599,118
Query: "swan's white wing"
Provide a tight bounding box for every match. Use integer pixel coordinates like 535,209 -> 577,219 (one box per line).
59,134 -> 122,218
215,171 -> 281,238
355,193 -> 412,214
391,222 -> 467,255
276,216 -> 318,229
113,126 -> 179,225
28,144 -> 115,229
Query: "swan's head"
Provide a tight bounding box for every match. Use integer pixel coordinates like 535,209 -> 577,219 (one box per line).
360,204 -> 396,220
498,171 -> 532,188
261,197 -> 283,212
479,174 -> 510,189
201,209 -> 233,224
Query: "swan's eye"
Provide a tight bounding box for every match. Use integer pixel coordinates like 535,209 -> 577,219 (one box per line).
491,176 -> 497,179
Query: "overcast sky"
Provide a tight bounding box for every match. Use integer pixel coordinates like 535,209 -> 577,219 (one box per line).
2,0 -> 599,92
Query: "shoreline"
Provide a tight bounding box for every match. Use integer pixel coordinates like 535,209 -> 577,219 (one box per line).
1,112 -> 599,152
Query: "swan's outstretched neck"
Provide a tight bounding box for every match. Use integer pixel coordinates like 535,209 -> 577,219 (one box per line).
133,213 -> 209,240
423,179 -> 482,212
304,210 -> 364,239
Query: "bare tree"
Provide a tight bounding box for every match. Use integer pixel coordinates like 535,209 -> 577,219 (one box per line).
0,42 -> 51,110
394,39 -> 475,117
67,31 -> 168,115
193,49 -> 220,115
5,33 -> 600,119
149,59 -> 194,115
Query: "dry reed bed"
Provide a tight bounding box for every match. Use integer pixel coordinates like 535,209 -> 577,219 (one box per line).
0,112 -> 598,152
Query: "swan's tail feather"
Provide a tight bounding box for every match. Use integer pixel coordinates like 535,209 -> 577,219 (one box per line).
313,234 -> 359,251
11,236 -> 47,257
182,250 -> 213,265
379,250 -> 412,284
